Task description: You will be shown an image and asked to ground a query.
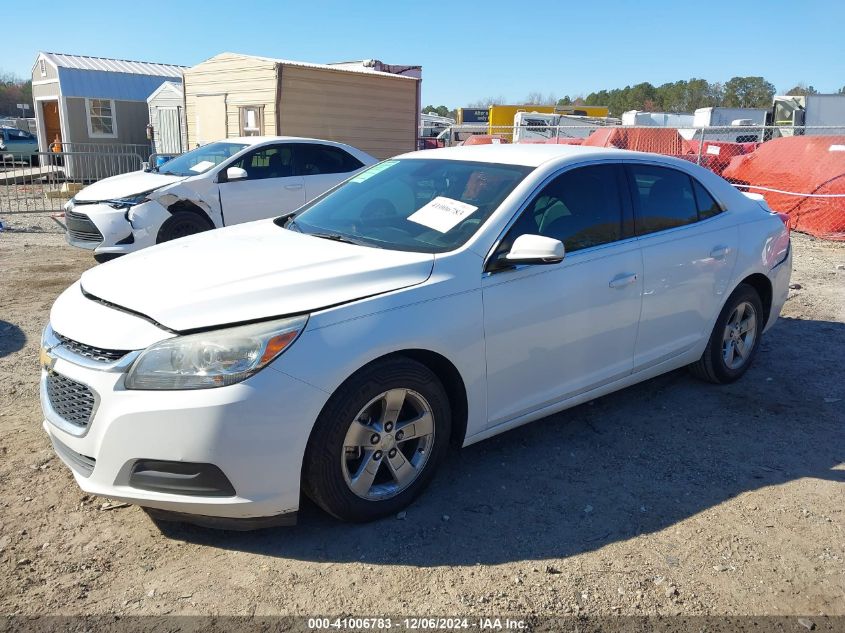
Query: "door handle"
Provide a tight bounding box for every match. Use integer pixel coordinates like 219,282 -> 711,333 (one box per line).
284,184 -> 303,191
609,273 -> 638,289
710,245 -> 729,260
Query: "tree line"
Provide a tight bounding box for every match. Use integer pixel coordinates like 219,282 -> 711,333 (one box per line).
424,77 -> 845,119
0,72 -> 33,118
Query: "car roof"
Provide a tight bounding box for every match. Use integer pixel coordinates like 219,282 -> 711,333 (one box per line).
396,143 -> 643,167
219,135 -> 353,147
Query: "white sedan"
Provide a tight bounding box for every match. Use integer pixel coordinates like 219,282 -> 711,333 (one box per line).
41,144 -> 792,527
62,136 -> 376,261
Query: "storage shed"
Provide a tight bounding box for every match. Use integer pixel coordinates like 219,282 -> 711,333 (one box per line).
31,52 -> 185,157
184,53 -> 421,159
147,81 -> 186,154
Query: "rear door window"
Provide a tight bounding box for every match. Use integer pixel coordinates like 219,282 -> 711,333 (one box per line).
627,164 -> 699,235
294,144 -> 364,175
692,179 -> 723,219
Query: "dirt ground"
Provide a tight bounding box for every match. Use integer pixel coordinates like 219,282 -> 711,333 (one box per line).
0,215 -> 843,619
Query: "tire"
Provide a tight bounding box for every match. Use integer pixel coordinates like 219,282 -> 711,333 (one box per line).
156,211 -> 213,244
302,357 -> 451,522
689,283 -> 764,384
93,253 -> 121,264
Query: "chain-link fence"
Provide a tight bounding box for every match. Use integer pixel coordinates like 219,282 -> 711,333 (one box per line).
423,124 -> 845,241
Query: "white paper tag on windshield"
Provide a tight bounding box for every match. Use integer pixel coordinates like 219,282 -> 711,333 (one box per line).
350,160 -> 398,183
408,196 -> 478,233
706,145 -> 721,155
829,144 -> 845,152
189,160 -> 215,173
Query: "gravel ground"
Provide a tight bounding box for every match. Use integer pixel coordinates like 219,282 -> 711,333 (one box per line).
0,216 -> 843,619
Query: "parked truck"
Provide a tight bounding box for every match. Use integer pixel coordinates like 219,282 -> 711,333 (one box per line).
513,111 -> 618,143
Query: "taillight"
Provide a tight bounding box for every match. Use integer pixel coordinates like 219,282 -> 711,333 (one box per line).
775,212 -> 790,233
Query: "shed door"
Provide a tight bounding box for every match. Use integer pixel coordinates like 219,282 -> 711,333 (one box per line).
157,107 -> 183,154
195,94 -> 226,145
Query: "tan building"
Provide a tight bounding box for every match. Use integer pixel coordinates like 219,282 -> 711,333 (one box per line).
184,53 -> 421,159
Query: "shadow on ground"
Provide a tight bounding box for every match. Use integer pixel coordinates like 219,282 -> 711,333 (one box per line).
0,321 -> 26,358
155,317 -> 845,566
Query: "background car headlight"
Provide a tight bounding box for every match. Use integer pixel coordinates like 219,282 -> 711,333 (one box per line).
124,315 -> 308,390
107,192 -> 154,209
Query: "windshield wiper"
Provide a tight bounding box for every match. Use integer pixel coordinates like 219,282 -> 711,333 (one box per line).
308,232 -> 362,245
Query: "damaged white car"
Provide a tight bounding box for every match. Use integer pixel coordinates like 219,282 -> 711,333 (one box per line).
62,137 -> 376,261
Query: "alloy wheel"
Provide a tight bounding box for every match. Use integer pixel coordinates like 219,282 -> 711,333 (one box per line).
341,388 -> 435,500
722,300 -> 757,370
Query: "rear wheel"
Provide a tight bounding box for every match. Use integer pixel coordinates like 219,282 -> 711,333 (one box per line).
302,357 -> 451,522
156,211 -> 213,244
689,283 -> 764,384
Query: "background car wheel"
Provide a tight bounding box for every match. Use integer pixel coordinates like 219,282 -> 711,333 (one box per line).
689,283 -> 764,384
93,253 -> 121,264
302,357 -> 451,522
156,211 -> 213,244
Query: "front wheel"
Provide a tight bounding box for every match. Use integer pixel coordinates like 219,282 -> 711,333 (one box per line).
302,357 -> 451,522
689,283 -> 764,384
156,211 -> 213,244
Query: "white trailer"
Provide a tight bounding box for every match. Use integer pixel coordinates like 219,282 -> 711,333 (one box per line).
772,95 -> 845,135
621,111 -> 694,127
677,107 -> 767,142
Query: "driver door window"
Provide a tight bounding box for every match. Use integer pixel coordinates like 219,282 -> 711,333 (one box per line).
495,163 -> 632,260
218,144 -> 305,225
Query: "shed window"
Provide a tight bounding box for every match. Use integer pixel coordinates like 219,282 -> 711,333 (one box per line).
86,99 -> 117,138
239,106 -> 264,136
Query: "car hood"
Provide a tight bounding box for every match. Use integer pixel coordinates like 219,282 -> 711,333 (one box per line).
74,170 -> 185,202
79,221 -> 435,331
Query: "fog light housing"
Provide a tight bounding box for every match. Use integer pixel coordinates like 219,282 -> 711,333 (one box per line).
129,460 -> 235,497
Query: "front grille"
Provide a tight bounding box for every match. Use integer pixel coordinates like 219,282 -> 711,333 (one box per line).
50,435 -> 96,478
46,371 -> 95,429
55,332 -> 129,363
65,209 -> 103,243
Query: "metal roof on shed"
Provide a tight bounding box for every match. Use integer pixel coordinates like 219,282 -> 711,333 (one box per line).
201,52 -> 419,81
35,52 -> 185,102
39,52 -> 185,77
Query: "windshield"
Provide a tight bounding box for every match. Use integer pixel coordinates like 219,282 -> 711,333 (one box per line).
158,141 -> 249,176
289,158 -> 533,253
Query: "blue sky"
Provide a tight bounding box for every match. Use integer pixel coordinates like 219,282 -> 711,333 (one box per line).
5,0 -> 844,106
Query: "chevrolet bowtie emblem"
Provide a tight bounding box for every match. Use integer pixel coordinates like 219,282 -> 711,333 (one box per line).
40,345 -> 56,371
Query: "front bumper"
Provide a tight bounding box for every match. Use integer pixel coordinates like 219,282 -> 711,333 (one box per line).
64,200 -> 167,255
41,344 -> 329,521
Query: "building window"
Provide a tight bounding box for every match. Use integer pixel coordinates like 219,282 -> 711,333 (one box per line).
86,99 -> 117,138
39,59 -> 47,77
239,105 -> 264,136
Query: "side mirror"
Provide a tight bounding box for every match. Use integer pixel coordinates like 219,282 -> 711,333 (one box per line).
496,234 -> 565,269
225,166 -> 248,181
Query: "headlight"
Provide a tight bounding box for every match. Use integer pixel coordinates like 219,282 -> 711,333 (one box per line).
124,315 -> 308,390
107,192 -> 153,209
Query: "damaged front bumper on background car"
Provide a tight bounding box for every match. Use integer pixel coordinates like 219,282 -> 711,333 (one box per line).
61,197 -> 171,255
